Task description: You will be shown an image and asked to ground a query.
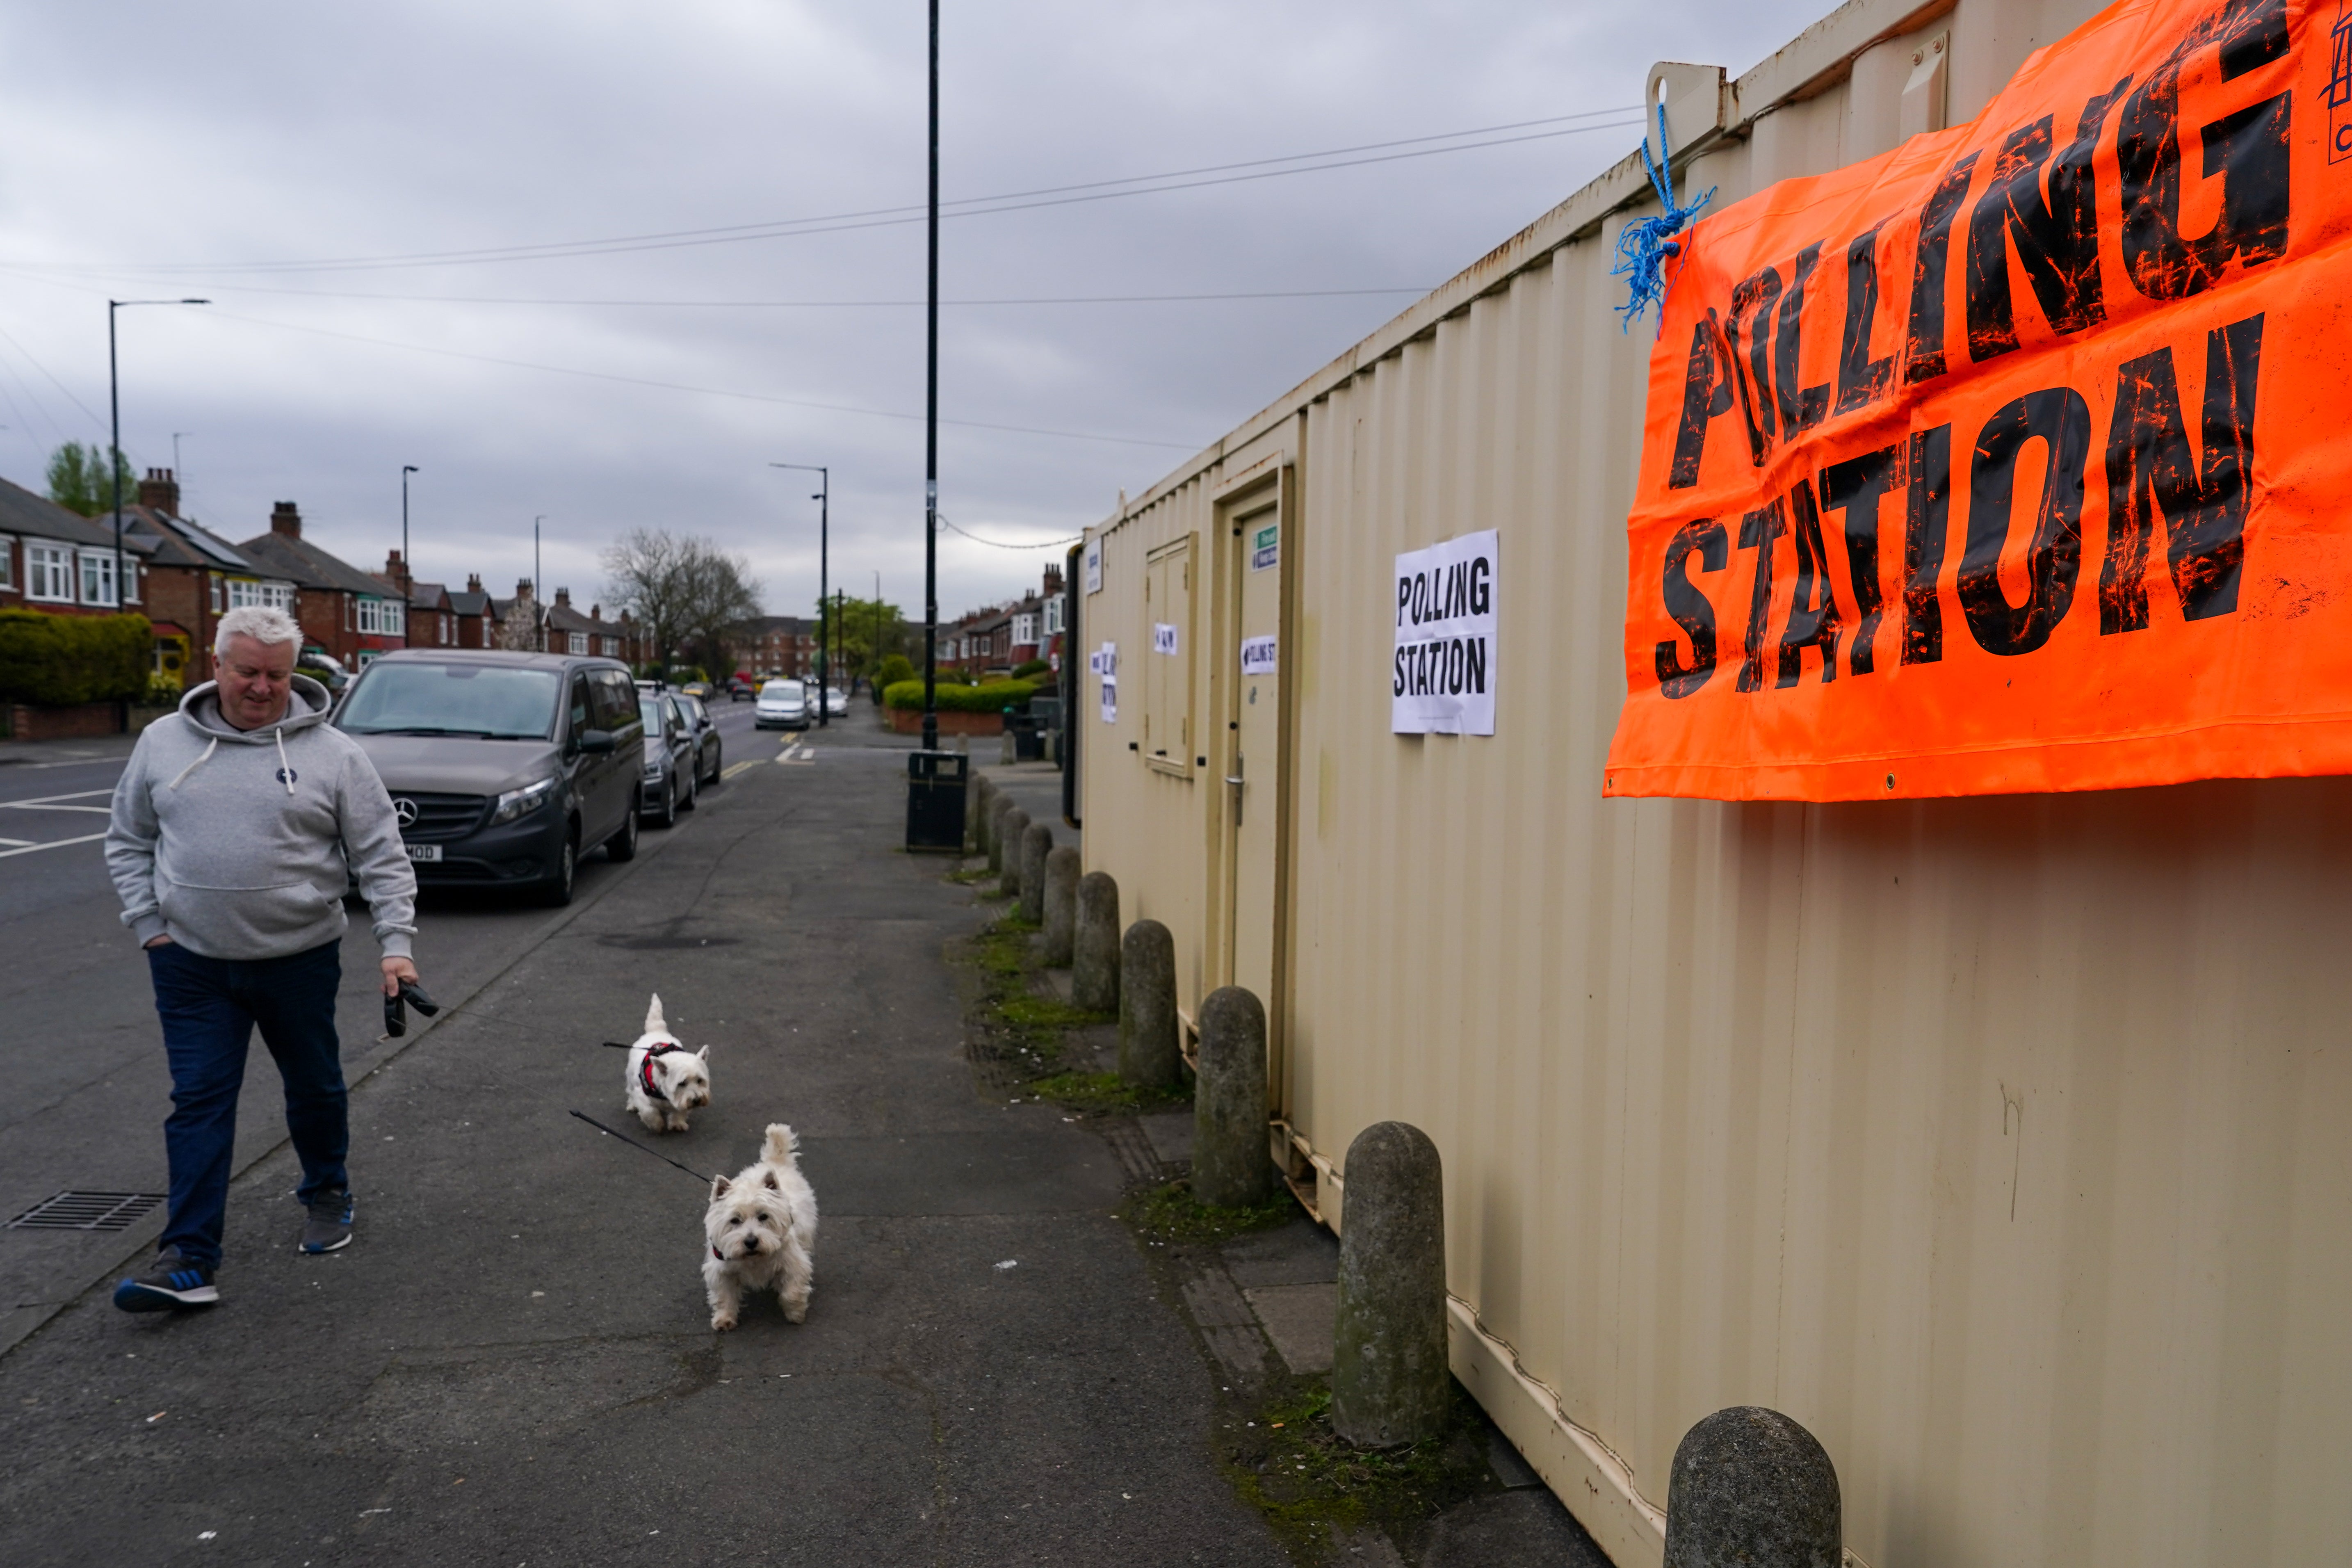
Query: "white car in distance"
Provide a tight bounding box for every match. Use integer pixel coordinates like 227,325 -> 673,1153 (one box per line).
755,678 -> 810,730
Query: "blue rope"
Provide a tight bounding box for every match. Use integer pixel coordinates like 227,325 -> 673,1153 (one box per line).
1612,100 -> 1716,333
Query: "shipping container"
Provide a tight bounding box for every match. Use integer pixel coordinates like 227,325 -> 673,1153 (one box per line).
1075,0 -> 2352,1563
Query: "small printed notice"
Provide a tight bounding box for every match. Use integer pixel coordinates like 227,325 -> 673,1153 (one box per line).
1083,539 -> 1103,595
1239,635 -> 1277,677
1392,529 -> 1497,736
1152,623 -> 1179,656
1250,521 -> 1279,573
1090,642 -> 1117,723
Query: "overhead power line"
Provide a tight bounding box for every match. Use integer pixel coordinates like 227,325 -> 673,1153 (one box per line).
82,285 -> 1440,308
5,106 -> 1643,278
195,306 -> 1202,450
935,514 -> 1081,550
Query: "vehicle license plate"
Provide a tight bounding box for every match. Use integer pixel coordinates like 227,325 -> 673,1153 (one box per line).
405,843 -> 443,863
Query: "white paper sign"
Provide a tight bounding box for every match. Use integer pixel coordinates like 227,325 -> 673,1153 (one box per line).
1152,623 -> 1179,656
1093,642 -> 1117,722
1084,539 -> 1103,595
1239,635 -> 1277,677
1392,529 -> 1497,736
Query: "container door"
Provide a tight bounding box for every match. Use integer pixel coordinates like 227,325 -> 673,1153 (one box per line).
1224,486 -> 1285,1014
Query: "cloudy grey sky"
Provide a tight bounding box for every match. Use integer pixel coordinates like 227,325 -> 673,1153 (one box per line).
0,0 -> 1825,625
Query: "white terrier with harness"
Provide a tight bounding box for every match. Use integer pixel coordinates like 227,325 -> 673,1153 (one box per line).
623,993 -> 711,1133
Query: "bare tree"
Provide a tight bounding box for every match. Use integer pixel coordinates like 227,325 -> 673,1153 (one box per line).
602,529 -> 762,674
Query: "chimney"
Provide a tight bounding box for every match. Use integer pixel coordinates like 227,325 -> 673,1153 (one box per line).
1042,564 -> 1063,595
270,501 -> 303,538
516,578 -> 534,601
467,573 -> 483,593
138,468 -> 180,515
589,603 -> 600,621
554,587 -> 571,609
385,550 -> 411,596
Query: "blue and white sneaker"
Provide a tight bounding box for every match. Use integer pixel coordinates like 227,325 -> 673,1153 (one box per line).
113,1250 -> 218,1312
300,1187 -> 353,1254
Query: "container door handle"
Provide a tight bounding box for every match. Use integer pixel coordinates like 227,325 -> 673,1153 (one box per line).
1225,755 -> 1245,826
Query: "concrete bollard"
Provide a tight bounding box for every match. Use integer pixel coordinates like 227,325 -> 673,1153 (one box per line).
968,775 -> 997,856
1072,872 -> 1120,1011
1117,919 -> 1180,1089
1040,847 -> 1081,966
1663,1408 -> 1841,1568
997,808 -> 1031,899
986,794 -> 1016,875
1332,1121 -> 1448,1448
1018,822 -> 1053,923
1193,986 -> 1275,1207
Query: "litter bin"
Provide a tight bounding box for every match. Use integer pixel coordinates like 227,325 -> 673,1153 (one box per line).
905,749 -> 969,852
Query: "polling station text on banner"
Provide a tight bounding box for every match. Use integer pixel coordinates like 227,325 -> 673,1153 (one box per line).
1606,0 -> 2352,801
1394,530 -> 1498,736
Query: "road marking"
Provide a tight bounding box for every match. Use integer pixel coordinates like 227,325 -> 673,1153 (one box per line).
720,759 -> 761,780
0,837 -> 31,847
0,788 -> 114,808
0,831 -> 107,859
0,803 -> 110,813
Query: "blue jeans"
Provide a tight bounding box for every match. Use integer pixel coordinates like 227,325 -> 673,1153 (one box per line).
147,938 -> 350,1267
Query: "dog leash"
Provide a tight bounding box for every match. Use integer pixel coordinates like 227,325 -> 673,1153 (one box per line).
567,1109 -> 719,1185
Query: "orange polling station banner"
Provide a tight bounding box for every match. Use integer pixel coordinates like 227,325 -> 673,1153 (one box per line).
1604,0 -> 2352,800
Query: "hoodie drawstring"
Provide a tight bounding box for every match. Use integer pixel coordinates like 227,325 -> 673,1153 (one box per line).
275,727 -> 293,794
167,737 -> 219,791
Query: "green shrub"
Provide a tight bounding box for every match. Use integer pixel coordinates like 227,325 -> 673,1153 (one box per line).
1011,657 -> 1052,680
145,672 -> 185,706
874,653 -> 914,689
883,677 -> 1036,713
0,610 -> 152,705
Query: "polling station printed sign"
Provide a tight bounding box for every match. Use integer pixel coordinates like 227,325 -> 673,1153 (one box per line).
1090,643 -> 1117,723
1394,530 -> 1498,735
1607,0 -> 2352,800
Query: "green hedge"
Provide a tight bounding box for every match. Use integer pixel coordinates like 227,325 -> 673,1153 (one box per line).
873,653 -> 915,690
1011,657 -> 1052,680
0,609 -> 151,705
883,677 -> 1036,713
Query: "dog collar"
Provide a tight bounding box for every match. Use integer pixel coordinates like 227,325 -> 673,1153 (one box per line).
639,1041 -> 687,1104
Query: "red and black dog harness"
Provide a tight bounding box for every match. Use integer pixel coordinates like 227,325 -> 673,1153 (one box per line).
637,1040 -> 689,1103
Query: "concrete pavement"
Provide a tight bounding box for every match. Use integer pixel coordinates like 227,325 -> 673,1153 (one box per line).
0,710 -> 1286,1565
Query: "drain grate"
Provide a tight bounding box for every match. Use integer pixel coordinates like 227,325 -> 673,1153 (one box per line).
7,1192 -> 165,1232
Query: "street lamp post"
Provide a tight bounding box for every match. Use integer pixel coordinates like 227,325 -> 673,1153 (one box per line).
109,298 -> 208,616
922,0 -> 940,754
769,463 -> 829,727
534,515 -> 546,653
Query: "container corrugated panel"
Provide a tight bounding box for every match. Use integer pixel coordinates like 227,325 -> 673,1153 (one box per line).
1079,0 -> 2352,1563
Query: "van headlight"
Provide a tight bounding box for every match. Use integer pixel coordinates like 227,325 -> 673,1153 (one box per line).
489,776 -> 559,826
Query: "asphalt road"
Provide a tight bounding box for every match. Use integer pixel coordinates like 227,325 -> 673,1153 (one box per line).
0,695 -> 766,1351
0,700 -> 1278,1566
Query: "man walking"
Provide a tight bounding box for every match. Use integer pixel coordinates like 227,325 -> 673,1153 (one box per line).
104,606 -> 422,1311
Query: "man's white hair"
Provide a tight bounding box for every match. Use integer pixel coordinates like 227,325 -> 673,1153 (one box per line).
214,605 -> 304,663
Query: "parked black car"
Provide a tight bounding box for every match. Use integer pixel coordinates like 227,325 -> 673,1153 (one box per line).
335,650 -> 646,905
675,690 -> 723,785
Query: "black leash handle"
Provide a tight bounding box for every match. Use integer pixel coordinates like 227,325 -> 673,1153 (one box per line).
383,979 -> 441,1038
568,1109 -> 718,1186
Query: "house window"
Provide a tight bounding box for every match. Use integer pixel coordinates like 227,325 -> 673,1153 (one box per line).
210,575 -> 224,612
0,536 -> 14,591
25,543 -> 69,602
1013,613 -> 1037,646
356,598 -> 407,637
568,631 -> 588,655
1043,598 -> 1062,636
77,551 -> 119,608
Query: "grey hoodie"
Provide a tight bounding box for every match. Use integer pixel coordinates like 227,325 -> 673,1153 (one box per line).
105,676 -> 417,961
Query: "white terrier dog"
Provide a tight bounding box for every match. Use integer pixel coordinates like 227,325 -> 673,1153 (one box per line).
703,1123 -> 818,1330
624,993 -> 711,1134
